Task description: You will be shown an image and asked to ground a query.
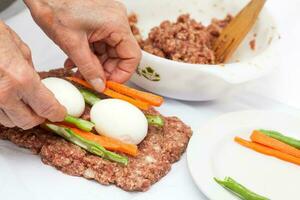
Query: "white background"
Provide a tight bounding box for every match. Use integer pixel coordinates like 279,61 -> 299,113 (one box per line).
1,0 -> 300,199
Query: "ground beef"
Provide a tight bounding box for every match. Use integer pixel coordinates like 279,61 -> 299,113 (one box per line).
206,15 -> 233,38
0,68 -> 192,192
129,13 -> 232,64
249,39 -> 256,50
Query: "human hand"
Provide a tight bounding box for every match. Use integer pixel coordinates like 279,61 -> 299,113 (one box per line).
0,22 -> 66,129
24,0 -> 141,92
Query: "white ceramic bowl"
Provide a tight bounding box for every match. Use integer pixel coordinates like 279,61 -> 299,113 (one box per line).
124,0 -> 279,101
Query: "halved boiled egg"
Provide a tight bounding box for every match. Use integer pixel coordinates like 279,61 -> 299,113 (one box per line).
90,99 -> 148,145
42,77 -> 85,117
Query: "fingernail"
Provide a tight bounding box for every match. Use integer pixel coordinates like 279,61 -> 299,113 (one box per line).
89,78 -> 105,92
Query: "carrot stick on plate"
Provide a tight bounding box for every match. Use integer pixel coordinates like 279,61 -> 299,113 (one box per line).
259,129 -> 300,149
235,137 -> 300,166
250,130 -> 300,158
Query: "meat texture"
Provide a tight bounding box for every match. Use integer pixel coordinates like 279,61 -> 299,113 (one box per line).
129,13 -> 232,64
0,68 -> 192,192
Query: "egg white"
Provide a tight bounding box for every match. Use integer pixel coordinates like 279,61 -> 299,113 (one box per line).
90,99 -> 148,144
42,77 -> 85,117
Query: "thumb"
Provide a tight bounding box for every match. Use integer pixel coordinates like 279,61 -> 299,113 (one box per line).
64,37 -> 106,92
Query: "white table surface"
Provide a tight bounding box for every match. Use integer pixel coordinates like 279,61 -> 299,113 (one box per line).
1,0 -> 300,200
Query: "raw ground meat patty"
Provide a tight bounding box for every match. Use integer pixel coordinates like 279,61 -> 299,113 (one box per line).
0,68 -> 192,192
129,14 -> 232,64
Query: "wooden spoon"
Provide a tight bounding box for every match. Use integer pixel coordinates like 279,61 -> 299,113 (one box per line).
213,0 -> 266,63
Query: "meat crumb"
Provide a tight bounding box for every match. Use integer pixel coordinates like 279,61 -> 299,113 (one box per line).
249,39 -> 256,50
129,13 -> 233,64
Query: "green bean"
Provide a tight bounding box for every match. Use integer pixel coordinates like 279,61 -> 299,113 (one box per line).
79,88 -> 165,127
79,88 -> 101,106
145,114 -> 164,127
214,177 -> 269,200
260,129 -> 300,149
64,115 -> 94,132
45,123 -> 128,165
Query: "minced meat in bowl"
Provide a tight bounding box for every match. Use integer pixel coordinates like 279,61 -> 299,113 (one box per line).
124,0 -> 278,101
129,13 -> 232,64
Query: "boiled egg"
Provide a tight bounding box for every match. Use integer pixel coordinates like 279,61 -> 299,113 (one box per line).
90,99 -> 148,144
42,77 -> 85,117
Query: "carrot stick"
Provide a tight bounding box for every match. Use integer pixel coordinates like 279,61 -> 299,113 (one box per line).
56,123 -> 138,156
103,88 -> 150,110
66,77 -> 150,110
251,130 -> 300,158
235,137 -> 300,166
106,81 -> 164,106
66,77 -> 93,90
73,128 -> 138,157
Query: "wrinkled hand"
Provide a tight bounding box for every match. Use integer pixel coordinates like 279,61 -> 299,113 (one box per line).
0,22 -> 66,129
24,0 -> 141,92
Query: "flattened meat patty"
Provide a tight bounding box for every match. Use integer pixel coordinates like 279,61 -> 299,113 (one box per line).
0,68 -> 192,192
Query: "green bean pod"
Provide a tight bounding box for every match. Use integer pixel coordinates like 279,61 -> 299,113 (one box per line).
79,88 -> 165,127
79,88 -> 101,106
145,114 -> 164,127
260,129 -> 300,149
214,177 -> 269,200
45,123 -> 128,165
64,115 -> 95,132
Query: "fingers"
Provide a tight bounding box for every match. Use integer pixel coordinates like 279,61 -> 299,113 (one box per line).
99,53 -> 109,64
0,77 -> 44,130
24,82 -> 67,122
0,23 -> 66,129
7,27 -> 34,66
105,33 -> 141,83
3,99 -> 45,130
0,109 -> 14,128
94,36 -> 140,83
93,42 -> 106,55
64,58 -> 75,70
62,35 -> 106,92
6,69 -> 66,127
102,58 -> 119,74
93,35 -> 141,83
106,46 -> 118,58
2,61 -> 66,126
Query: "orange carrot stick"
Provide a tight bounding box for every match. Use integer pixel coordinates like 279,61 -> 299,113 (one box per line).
72,128 -> 138,157
251,130 -> 300,158
235,137 -> 300,165
66,77 -> 93,90
103,88 -> 150,110
56,123 -> 138,156
66,77 -> 150,110
106,81 -> 164,106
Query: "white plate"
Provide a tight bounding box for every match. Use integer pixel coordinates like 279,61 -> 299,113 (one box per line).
187,110 -> 300,200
